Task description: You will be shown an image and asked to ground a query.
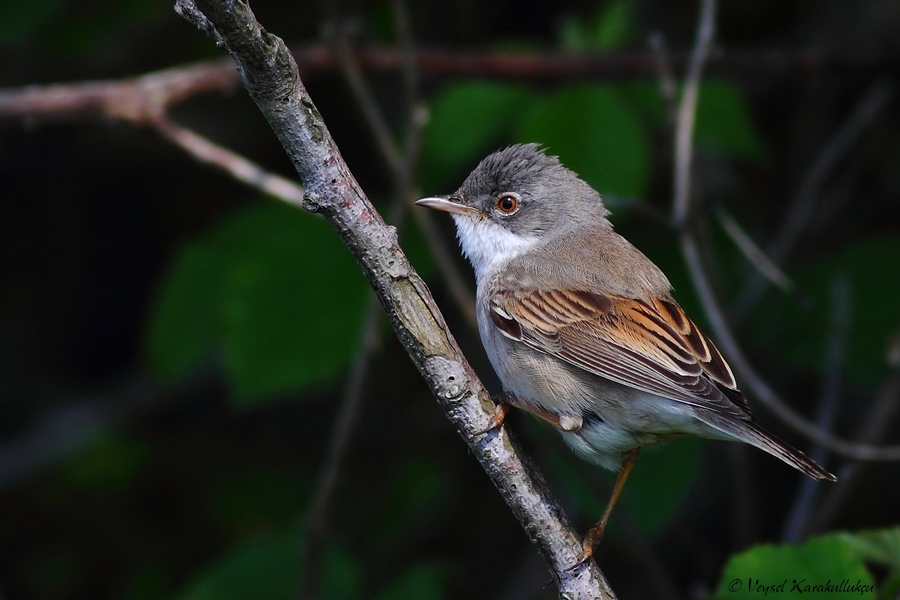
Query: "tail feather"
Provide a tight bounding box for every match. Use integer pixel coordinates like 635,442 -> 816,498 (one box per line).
696,411 -> 837,481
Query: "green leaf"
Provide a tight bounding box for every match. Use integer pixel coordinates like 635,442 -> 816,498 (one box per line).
593,0 -> 633,50
517,84 -> 650,199
147,242 -> 223,384
695,81 -> 765,160
749,238 -> 900,386
837,526 -> 900,570
147,202 -> 369,404
714,535 -> 875,599
373,564 -> 448,600
419,82 -> 536,192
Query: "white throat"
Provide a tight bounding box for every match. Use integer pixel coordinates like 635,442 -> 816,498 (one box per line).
451,214 -> 539,282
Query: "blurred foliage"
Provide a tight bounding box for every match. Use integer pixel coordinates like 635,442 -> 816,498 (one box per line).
2,0 -> 900,599
714,528 -> 900,598
61,432 -> 152,495
550,437 -> 701,537
147,202 -> 369,404
419,82 -> 537,193
0,0 -> 65,45
421,77 -> 760,202
751,238 -> 900,385
517,84 -> 651,198
559,0 -> 634,51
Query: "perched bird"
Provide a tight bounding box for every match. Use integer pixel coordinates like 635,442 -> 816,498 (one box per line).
416,143 -> 835,564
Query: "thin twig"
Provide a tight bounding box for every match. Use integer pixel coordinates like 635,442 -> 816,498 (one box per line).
715,207 -> 795,296
324,2 -> 478,329
806,369 -> 900,535
0,59 -> 238,120
782,276 -> 850,542
731,80 -> 894,319
680,232 -> 900,459
647,32 -> 678,123
321,8 -> 404,175
154,117 -> 305,204
667,1 -> 900,460
410,208 -> 478,327
671,0 -> 716,229
3,47 -> 899,122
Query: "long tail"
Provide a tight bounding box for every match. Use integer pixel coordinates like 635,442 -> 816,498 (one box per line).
696,411 -> 837,481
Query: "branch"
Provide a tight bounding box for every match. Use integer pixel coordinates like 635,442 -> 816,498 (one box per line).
174,0 -> 615,596
668,0 -> 900,462
731,80 -> 894,319
3,47 -> 897,121
805,368 -> 900,534
671,0 -> 716,228
154,116 -> 305,204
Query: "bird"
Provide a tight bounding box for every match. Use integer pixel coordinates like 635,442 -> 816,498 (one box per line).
415,143 -> 835,565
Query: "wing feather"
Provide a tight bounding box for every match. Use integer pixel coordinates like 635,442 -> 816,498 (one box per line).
491,287 -> 751,415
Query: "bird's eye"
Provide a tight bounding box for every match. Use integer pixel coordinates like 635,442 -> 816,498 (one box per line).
496,193 -> 519,214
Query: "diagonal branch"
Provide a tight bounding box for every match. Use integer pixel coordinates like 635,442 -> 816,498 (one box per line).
174,0 -> 615,596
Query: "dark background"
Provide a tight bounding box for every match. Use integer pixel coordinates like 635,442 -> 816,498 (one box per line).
1,0 -> 900,598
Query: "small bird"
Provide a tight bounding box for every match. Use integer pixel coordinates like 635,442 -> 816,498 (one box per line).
416,144 -> 835,565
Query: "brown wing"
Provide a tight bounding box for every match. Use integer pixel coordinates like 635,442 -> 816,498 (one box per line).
490,288 -> 751,415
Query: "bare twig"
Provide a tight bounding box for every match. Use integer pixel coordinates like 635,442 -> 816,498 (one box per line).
782,276 -> 850,542
806,369 -> 900,535
667,0 -> 900,462
410,209 -> 478,326
647,33 -> 678,124
680,233 -> 900,459
322,15 -> 404,175
154,116 -> 305,204
4,48 -> 898,123
731,80 -> 894,319
715,207 -> 795,297
671,0 -> 716,229
0,60 -> 238,121
324,3 -> 478,329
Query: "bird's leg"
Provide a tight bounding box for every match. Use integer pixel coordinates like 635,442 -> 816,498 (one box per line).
571,448 -> 641,568
476,391 -> 584,436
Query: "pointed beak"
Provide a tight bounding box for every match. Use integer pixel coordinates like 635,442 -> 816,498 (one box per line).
415,195 -> 484,217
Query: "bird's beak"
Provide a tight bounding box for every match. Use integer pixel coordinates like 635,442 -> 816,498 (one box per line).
415,195 -> 484,217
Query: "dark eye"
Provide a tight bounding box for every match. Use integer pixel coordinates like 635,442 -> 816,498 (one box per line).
496,193 -> 519,214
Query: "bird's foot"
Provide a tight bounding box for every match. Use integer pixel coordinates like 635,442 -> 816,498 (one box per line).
565,536 -> 598,572
473,393 -> 514,436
